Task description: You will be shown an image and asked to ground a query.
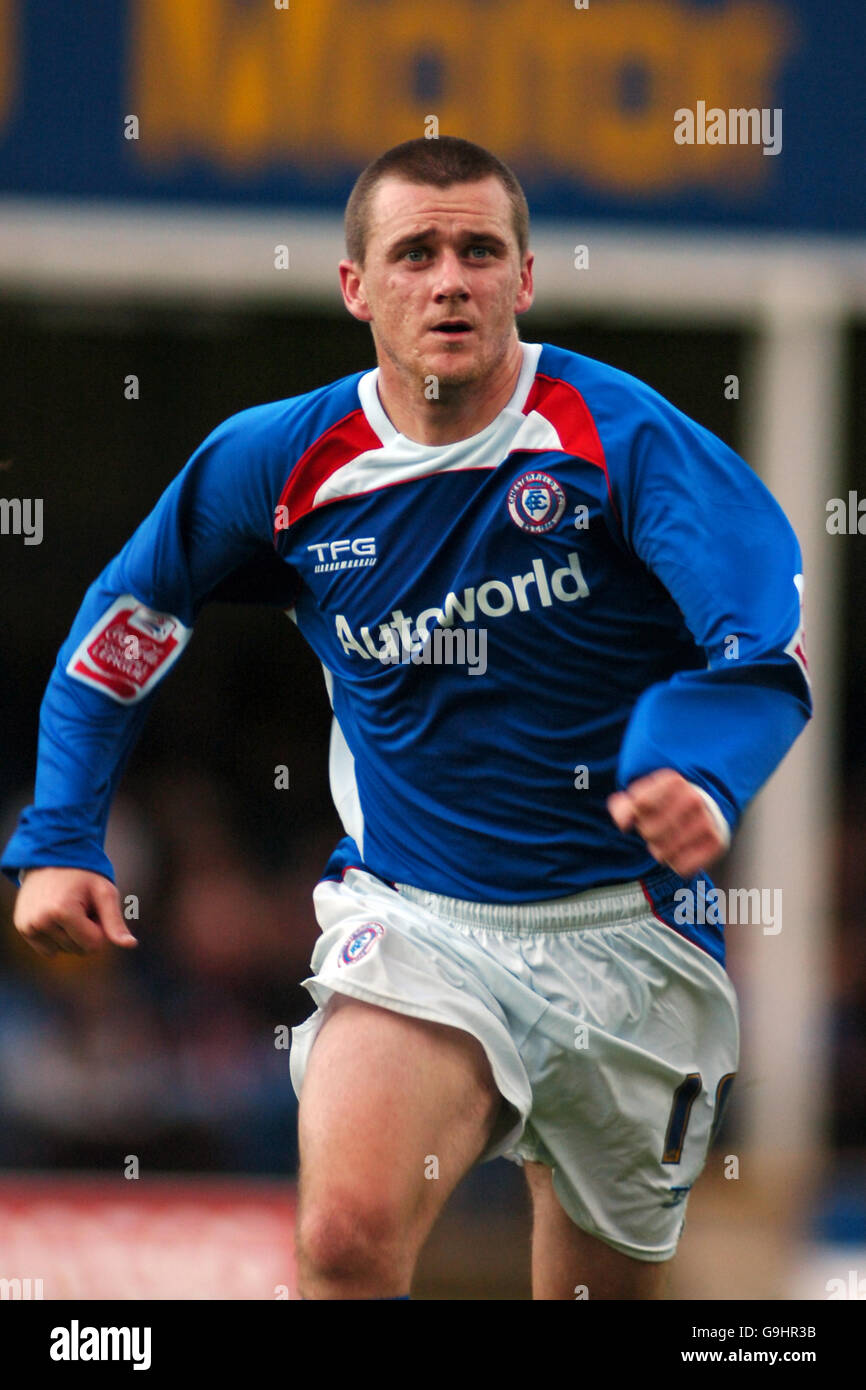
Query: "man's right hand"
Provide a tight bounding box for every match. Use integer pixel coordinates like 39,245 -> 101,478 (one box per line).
13,867 -> 138,957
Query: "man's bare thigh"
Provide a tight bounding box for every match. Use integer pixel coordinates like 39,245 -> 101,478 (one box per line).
298,993 -> 503,1223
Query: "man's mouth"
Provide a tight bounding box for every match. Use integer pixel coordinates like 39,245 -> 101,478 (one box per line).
430,320 -> 474,337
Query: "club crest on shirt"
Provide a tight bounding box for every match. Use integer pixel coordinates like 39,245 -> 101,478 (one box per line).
507,471 -> 566,533
338,921 -> 385,966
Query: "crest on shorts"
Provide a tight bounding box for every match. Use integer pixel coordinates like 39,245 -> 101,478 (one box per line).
506,470 -> 566,533
338,921 -> 385,966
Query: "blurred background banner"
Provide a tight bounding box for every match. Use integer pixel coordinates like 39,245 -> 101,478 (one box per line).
0,0 -> 864,1301
0,1175 -> 296,1299
0,0 -> 863,233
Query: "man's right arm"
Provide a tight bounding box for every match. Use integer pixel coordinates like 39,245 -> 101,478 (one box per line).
5,403 -> 300,954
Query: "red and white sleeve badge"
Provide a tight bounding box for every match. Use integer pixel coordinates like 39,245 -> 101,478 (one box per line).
66,596 -> 192,704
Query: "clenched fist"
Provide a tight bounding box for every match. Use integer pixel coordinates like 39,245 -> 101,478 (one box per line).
607,769 -> 730,879
13,867 -> 138,958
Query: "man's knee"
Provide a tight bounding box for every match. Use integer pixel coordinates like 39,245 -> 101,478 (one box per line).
294,995 -> 503,1290
296,1188 -> 410,1287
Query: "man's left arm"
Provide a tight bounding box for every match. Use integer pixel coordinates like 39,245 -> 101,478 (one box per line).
605,392 -> 813,876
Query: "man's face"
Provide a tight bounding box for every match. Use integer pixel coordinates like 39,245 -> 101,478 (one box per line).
340,175 -> 534,391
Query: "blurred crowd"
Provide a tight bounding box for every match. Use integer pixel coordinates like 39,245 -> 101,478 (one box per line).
0,771 -> 328,1174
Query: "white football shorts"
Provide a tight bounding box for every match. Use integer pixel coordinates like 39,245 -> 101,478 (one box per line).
289,866 -> 739,1262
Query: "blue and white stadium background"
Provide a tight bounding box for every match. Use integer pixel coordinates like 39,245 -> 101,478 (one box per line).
0,0 -> 863,1299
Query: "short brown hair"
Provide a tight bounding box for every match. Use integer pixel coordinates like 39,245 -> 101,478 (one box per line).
344,136 -> 530,267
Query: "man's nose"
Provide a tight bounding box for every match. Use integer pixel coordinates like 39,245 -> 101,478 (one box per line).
432,248 -> 470,298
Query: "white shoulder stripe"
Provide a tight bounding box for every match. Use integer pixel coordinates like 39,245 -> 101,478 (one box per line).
312,343 -> 560,508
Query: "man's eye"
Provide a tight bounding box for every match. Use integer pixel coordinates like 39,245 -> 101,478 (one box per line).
468,245 -> 492,258
404,248 -> 427,262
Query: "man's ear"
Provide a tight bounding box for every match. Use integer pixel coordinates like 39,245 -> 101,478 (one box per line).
339,259 -> 373,323
515,251 -> 535,317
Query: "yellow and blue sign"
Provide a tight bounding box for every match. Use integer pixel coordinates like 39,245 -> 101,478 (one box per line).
0,0 -> 862,233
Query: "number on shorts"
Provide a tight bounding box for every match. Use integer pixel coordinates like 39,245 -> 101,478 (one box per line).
662,1070 -> 737,1163
709,1072 -> 736,1144
662,1073 -> 702,1164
